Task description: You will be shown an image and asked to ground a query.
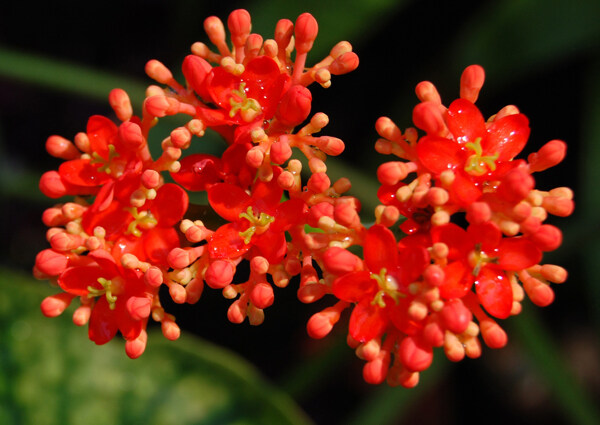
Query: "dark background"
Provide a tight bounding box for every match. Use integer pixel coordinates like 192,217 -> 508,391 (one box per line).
1,0 -> 599,424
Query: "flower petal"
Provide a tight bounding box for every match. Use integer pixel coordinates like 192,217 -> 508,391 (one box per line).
364,225 -> 398,273
332,271 -> 376,303
349,299 -> 388,342
208,183 -> 251,222
475,267 -> 513,319
445,98 -> 486,144
417,136 -> 463,174
484,113 -> 530,161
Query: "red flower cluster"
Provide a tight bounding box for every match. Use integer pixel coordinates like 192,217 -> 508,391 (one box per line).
34,9 -> 572,387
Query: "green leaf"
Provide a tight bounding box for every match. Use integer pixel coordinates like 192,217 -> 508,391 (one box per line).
451,0 -> 600,89
509,306 -> 600,425
0,46 -> 146,105
0,268 -> 312,425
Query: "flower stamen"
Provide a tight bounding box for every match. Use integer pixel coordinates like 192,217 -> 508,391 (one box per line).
464,137 -> 499,176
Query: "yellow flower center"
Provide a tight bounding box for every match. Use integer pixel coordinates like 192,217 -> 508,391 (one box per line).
464,137 -> 499,176
229,82 -> 262,122
90,144 -> 122,175
370,268 -> 404,308
125,207 -> 158,237
238,206 -> 274,244
87,276 -> 124,310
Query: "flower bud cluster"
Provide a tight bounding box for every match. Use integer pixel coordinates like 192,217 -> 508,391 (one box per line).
34,10 -> 572,387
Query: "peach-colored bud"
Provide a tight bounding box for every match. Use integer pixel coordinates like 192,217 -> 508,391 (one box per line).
145,59 -> 174,85
529,224 -> 562,251
316,136 -> 345,156
479,319 -> 507,349
227,9 -> 252,48
246,146 -> 264,168
169,283 -> 187,304
275,85 -> 312,127
528,140 -> 567,172
35,249 -> 68,276
523,276 -> 555,307
356,338 -> 381,361
329,52 -> 359,75
275,19 -> 294,50
375,116 -> 402,141
250,283 -> 274,309
170,127 -> 192,149
61,202 -> 85,220
73,304 -> 91,326
46,135 -> 79,160
427,187 -> 449,206
42,208 -> 65,227
542,196 -> 574,217
444,332 -> 466,362
227,299 -> 247,324
541,264 -> 567,283
440,299 -> 472,334
423,264 -> 445,287
74,131 -> 90,153
294,13 -> 318,54
271,138 -> 293,164
323,247 -> 362,275
204,16 -> 229,56
50,232 -> 83,251
497,167 -> 535,203
205,260 -> 235,289
307,306 -> 342,339
297,283 -> 327,304
363,353 -> 391,385
126,296 -> 152,321
250,256 -> 269,275
41,293 -> 74,317
182,55 -> 212,100
422,316 -> 445,347
144,95 -> 179,118
334,200 -> 360,228
464,336 -> 482,359
162,318 -> 181,341
125,329 -> 147,359
140,170 -> 159,190
144,266 -> 163,287
185,277 -> 204,304
244,33 -> 263,61
399,336 -> 433,372
118,121 -> 144,150
413,101 -> 447,136
460,65 -> 485,103
415,81 -> 441,104
377,161 -> 413,186
307,172 -> 330,193
109,88 -> 133,121
39,171 -> 69,199
277,171 -> 296,190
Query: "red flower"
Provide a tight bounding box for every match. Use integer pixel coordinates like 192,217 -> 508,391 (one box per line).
332,225 -> 429,342
57,249 -> 151,345
416,99 -> 530,205
207,171 -> 306,263
196,56 -> 291,132
431,221 -> 541,318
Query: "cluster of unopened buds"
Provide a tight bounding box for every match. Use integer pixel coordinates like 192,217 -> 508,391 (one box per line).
34,9 -> 574,387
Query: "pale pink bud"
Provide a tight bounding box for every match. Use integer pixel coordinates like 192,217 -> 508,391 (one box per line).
398,336 -> 433,372
109,88 -> 133,121
126,296 -> 152,321
125,330 -> 147,359
294,13 -> 318,54
227,299 -> 247,324
523,276 -> 555,307
440,299 -> 472,334
480,319 -> 507,349
275,19 -> 294,50
182,55 -> 212,100
39,171 -> 69,199
307,172 -> 330,193
46,135 -> 79,160
250,283 -> 274,309
529,224 -> 562,251
145,59 -> 174,85
205,260 -> 235,289
227,9 -> 252,48
363,353 -> 391,385
415,81 -> 441,104
35,249 -> 68,276
528,140 -> 566,172
162,318 -> 181,341
413,101 -> 447,136
275,85 -> 312,127
144,266 -> 164,287
118,121 -> 144,150
460,65 -> 485,103
323,246 -> 362,275
40,293 -> 74,317
329,52 -> 359,75
271,139 -> 293,164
